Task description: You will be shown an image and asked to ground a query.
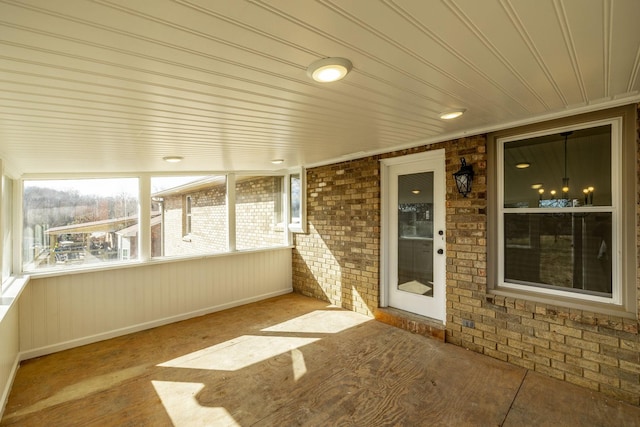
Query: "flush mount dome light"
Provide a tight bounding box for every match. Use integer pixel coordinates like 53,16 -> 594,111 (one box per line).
516,162 -> 531,169
307,57 -> 352,83
163,156 -> 183,163
271,159 -> 285,165
439,109 -> 465,120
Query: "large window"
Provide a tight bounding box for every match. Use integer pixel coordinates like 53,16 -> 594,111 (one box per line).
151,175 -> 227,258
493,108 -> 637,313
22,178 -> 139,272
500,123 -> 615,301
19,170 -> 304,273
236,175 -> 285,250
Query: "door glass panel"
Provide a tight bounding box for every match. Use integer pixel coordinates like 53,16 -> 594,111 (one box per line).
397,172 -> 434,296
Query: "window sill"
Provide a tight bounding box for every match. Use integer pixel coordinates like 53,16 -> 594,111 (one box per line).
487,286 -> 636,320
0,276 -> 30,323
288,223 -> 306,234
21,246 -> 294,280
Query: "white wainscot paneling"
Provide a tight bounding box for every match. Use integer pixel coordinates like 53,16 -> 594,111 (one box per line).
0,302 -> 19,418
19,248 -> 292,359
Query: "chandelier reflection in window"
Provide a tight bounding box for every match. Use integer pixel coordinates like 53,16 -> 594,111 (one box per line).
537,131 -> 594,208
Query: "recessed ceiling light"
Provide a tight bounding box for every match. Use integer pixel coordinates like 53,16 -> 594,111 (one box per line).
531,183 -> 543,189
271,159 -> 285,165
163,156 -> 183,163
412,189 -> 421,194
439,110 -> 465,120
516,162 -> 531,169
307,57 -> 352,83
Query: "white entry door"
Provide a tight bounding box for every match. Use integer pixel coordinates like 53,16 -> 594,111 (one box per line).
381,150 -> 446,321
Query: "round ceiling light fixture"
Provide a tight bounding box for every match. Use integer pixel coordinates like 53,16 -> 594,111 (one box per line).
439,109 -> 466,120
271,159 -> 285,165
307,57 -> 352,83
163,156 -> 183,163
516,162 -> 531,169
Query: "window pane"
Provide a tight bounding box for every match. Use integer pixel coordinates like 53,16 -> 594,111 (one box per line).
504,125 -> 611,208
290,174 -> 301,224
23,178 -> 139,272
185,195 -> 192,236
151,176 -> 227,257
236,176 -> 284,250
504,212 -> 612,296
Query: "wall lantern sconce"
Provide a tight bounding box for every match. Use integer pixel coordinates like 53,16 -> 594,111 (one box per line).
453,157 -> 474,197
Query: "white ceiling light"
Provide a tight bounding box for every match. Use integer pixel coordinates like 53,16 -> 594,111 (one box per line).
516,162 -> 531,169
163,156 -> 183,163
439,110 -> 466,120
271,159 -> 285,165
307,57 -> 352,83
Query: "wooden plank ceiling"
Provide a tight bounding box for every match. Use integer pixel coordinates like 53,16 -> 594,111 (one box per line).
0,0 -> 639,176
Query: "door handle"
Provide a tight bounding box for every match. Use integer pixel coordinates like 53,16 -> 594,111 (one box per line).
437,249 -> 444,255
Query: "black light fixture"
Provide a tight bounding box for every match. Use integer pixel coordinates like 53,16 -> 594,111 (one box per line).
453,157 -> 474,197
560,131 -> 573,197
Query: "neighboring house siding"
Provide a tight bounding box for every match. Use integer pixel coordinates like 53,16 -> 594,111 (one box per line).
292,105 -> 640,405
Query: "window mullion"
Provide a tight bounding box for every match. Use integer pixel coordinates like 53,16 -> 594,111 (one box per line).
227,174 -> 236,252
139,174 -> 151,262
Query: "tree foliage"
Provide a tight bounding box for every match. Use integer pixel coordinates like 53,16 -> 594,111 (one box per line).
24,186 -> 137,228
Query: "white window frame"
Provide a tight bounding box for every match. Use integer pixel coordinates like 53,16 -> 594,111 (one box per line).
496,118 -> 622,306
0,160 -> 11,293
233,173 -> 290,249
287,167 -> 307,234
184,194 -> 193,237
17,171 -> 297,277
19,175 -> 142,274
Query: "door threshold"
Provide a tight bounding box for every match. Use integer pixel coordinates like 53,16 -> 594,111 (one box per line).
374,307 -> 445,341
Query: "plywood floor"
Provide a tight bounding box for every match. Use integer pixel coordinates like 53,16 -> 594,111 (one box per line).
2,293 -> 639,426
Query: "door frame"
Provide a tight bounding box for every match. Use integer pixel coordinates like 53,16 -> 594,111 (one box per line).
380,149 -> 447,322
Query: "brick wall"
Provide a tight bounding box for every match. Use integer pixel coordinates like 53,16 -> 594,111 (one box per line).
292,158 -> 381,314
236,176 -> 284,250
161,176 -> 284,256
163,186 -> 227,256
292,106 -> 640,405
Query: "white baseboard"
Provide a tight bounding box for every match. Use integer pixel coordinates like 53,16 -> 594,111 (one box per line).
19,288 -> 293,361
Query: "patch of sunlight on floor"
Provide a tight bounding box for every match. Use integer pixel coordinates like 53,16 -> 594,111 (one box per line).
2,365 -> 151,421
290,348 -> 307,381
157,335 -> 319,371
261,309 -> 370,334
152,380 -> 240,427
